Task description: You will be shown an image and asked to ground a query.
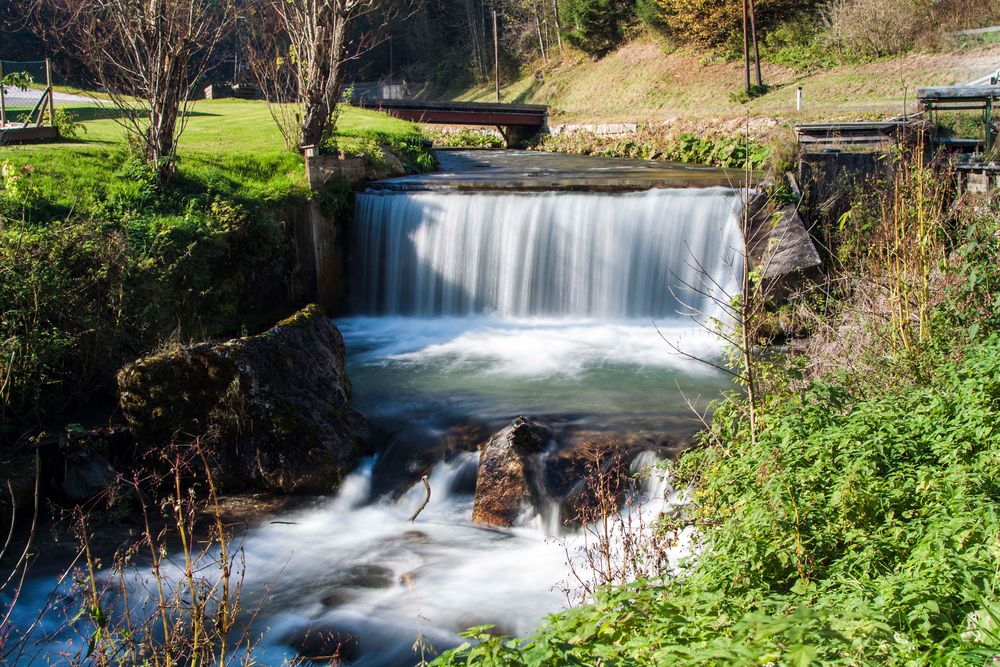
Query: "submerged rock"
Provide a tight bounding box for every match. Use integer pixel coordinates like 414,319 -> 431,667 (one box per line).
117,305 -> 368,494
472,417 -> 552,527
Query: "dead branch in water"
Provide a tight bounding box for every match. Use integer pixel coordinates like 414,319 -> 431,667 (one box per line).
409,475 -> 431,523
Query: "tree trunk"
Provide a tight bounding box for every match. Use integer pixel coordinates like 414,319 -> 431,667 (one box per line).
551,0 -> 564,54
749,0 -> 762,87
535,6 -> 548,64
742,0 -> 751,95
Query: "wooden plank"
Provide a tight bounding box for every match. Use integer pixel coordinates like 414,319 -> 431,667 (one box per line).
797,135 -> 893,144
917,85 -> 1000,101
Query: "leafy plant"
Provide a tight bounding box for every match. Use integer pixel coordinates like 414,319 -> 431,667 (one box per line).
1,70 -> 33,92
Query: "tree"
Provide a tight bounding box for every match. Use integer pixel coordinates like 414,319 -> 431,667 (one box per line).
656,0 -> 821,48
558,0 -> 636,56
248,0 -> 407,151
33,0 -> 237,181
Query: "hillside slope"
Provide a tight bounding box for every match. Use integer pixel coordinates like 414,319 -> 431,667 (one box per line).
455,37 -> 1000,124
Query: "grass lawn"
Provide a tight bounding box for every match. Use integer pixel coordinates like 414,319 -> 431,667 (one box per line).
0,99 -> 421,205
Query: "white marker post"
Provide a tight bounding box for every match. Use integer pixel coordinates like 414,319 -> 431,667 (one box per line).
796,86 -> 803,112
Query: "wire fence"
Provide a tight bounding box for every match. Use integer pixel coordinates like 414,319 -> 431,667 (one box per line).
1,60 -> 51,112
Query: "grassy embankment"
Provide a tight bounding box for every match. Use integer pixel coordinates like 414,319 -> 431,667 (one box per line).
0,99 -> 425,442
441,36 -> 1000,170
456,37 -> 1000,124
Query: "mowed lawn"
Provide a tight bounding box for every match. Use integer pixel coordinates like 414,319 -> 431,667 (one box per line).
0,99 -> 420,203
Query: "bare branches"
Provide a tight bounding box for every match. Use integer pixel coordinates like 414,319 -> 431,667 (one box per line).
247,0 -> 409,151
34,0 -> 237,180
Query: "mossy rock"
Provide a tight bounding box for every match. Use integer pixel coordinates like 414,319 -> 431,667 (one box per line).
118,304 -> 368,494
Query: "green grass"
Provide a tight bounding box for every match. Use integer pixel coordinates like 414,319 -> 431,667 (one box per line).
1,99 -> 422,198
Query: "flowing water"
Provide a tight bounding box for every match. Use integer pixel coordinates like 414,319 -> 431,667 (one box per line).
5,157 -> 746,665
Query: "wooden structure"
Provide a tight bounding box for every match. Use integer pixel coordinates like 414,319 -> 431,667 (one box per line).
917,85 -> 1000,154
794,121 -> 915,149
353,99 -> 548,147
0,58 -> 59,145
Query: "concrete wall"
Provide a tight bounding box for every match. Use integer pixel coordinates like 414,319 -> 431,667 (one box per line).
305,154 -> 368,189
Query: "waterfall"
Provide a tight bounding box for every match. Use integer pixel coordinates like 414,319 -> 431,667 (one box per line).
353,188 -> 744,320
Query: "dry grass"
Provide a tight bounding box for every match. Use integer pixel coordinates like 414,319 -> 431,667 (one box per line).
454,37 -> 1000,124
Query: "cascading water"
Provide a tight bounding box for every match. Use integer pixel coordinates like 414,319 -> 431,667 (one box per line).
8,158 -> 747,666
353,188 -> 743,319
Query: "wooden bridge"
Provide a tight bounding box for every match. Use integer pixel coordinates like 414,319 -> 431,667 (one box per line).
353,99 -> 548,147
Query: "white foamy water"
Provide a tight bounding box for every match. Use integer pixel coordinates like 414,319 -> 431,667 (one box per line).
3,454 -> 692,666
339,316 -> 726,379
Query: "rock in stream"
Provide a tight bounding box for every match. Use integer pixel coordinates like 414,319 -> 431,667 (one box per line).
117,304 -> 368,493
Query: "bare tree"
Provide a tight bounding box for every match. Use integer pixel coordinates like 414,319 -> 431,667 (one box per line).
247,0 -> 407,151
34,0 -> 237,181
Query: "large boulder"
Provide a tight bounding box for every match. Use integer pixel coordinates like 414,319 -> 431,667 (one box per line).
117,305 -> 367,493
472,417 -> 552,527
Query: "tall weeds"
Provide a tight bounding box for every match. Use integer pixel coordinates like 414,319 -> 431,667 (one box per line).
1,441 -> 263,666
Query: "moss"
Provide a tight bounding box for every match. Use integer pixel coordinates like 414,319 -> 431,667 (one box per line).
275,303 -> 325,329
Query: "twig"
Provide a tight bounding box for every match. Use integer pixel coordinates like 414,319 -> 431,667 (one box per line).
409,475 -> 431,523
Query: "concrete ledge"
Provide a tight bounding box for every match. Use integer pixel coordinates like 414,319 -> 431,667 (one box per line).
304,148 -> 367,189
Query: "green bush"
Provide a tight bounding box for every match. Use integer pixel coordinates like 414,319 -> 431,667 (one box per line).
328,129 -> 436,174
540,129 -> 772,170
430,129 -> 505,149
0,155 -> 294,440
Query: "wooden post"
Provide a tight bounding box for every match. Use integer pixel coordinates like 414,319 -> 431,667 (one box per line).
493,9 -> 501,103
45,58 -> 55,128
986,99 -> 993,155
742,0 -> 751,96
0,60 -> 6,128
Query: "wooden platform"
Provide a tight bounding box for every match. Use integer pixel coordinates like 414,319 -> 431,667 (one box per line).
0,125 -> 59,145
917,86 -> 1000,105
794,121 -> 915,147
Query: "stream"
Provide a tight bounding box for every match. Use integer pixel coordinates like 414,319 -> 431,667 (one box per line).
5,151 -> 745,665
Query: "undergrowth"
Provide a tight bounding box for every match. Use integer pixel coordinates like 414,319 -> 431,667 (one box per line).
540,129 -> 772,170
0,153 -> 301,440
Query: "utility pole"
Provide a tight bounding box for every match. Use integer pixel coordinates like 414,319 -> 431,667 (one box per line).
748,0 -> 762,88
493,8 -> 501,103
742,0 -> 751,96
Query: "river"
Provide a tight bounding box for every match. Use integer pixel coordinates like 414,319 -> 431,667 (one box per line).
5,150 -> 746,665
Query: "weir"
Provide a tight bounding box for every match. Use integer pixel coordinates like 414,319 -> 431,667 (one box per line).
352,188 -> 744,320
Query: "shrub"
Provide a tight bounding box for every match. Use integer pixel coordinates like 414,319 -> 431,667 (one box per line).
826,0 -> 1000,59
430,129 -> 505,149
826,0 -> 923,59
0,157 -> 292,440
